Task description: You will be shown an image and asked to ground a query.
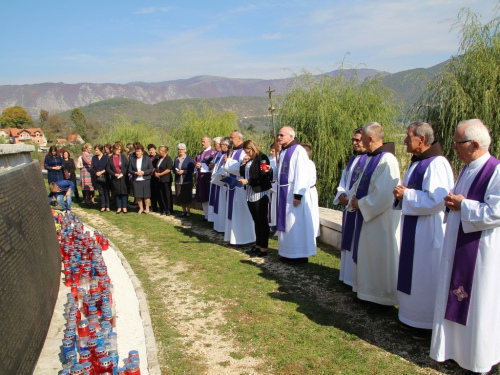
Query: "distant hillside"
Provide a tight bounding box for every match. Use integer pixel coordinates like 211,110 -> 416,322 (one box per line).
58,96 -> 274,133
0,69 -> 385,118
381,60 -> 448,112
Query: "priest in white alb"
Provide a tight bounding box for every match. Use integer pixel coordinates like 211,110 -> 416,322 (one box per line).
276,126 -> 317,263
430,119 -> 500,374
223,130 -> 255,245
334,127 -> 367,287
392,122 -> 454,340
350,122 -> 401,314
210,137 -> 230,232
195,136 -> 217,220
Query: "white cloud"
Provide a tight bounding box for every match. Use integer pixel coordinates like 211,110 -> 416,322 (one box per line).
135,6 -> 174,15
261,33 -> 282,40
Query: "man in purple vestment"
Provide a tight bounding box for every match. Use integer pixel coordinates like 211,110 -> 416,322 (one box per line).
431,119 -> 500,374
195,136 -> 217,220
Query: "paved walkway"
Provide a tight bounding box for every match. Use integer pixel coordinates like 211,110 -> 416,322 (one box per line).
34,222 -> 160,375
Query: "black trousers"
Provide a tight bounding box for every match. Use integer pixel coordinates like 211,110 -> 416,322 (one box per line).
247,194 -> 270,249
150,178 -> 160,211
95,180 -> 110,208
69,177 -> 80,200
158,180 -> 173,213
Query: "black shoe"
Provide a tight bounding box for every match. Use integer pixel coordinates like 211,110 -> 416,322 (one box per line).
400,322 -> 414,331
250,250 -> 268,258
280,257 -> 308,264
465,365 -> 499,375
245,246 -> 259,255
352,296 -> 364,304
412,328 -> 432,341
367,304 -> 392,314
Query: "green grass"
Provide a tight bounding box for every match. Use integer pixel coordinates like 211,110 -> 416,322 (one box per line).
70,199 -> 461,375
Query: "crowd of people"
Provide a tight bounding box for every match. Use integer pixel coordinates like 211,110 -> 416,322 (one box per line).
336,119 -> 499,375
45,119 -> 500,374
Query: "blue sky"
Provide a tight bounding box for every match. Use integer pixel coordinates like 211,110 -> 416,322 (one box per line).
0,0 -> 497,85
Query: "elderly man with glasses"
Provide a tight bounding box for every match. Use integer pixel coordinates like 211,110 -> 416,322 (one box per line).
430,119 -> 500,375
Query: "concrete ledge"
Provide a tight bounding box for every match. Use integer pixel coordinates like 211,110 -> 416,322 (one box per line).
318,207 -> 343,249
0,144 -> 35,168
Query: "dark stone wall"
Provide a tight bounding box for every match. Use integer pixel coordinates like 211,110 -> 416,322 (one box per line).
0,161 -> 60,375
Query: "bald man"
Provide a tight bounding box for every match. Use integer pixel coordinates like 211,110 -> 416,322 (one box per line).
350,122 -> 401,314
275,126 -> 317,263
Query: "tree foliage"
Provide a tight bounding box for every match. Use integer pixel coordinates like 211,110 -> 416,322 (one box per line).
278,67 -> 402,207
70,108 -> 88,139
39,109 -> 49,123
0,106 -> 33,128
417,7 -> 500,170
99,106 -> 238,157
169,106 -> 238,155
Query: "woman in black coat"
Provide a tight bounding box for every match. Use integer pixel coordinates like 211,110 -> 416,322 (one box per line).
106,142 -> 129,214
62,149 -> 81,201
127,142 -> 154,214
155,145 -> 174,215
239,140 -> 273,258
91,144 -> 110,212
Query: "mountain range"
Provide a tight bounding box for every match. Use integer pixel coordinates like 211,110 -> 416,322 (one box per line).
0,62 -> 446,120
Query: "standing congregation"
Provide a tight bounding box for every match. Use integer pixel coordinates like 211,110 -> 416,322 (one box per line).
45,119 -> 499,374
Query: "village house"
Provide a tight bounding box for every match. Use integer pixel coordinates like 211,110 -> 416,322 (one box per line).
2,127 -> 47,146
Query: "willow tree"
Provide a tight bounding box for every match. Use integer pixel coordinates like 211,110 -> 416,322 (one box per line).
99,117 -> 176,148
170,106 -> 238,155
278,68 -> 402,207
417,8 -> 500,171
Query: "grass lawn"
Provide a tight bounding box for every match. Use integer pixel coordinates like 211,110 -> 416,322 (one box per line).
69,197 -> 463,375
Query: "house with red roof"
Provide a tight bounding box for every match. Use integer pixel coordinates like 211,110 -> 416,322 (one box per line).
2,127 -> 47,146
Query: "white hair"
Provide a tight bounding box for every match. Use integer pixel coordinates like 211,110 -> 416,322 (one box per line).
281,126 -> 295,137
363,122 -> 384,140
177,143 -> 187,150
213,137 -> 222,144
458,119 -> 491,150
231,130 -> 244,140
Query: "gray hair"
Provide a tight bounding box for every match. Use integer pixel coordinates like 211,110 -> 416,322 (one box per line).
202,136 -> 211,142
221,137 -> 230,146
458,119 -> 491,150
213,137 -> 222,144
408,122 -> 434,146
177,143 -> 187,150
363,122 -> 384,140
231,130 -> 244,140
281,126 -> 295,138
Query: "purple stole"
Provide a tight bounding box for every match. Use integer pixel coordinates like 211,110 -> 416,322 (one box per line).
396,157 -> 437,294
351,152 -> 385,263
276,144 -> 299,232
196,148 -> 216,202
341,154 -> 368,250
444,156 -> 500,325
226,149 -> 243,220
209,151 -> 223,209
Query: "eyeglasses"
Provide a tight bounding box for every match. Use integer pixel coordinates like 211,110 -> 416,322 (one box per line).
452,139 -> 473,147
277,134 -> 285,137
351,138 -> 362,143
